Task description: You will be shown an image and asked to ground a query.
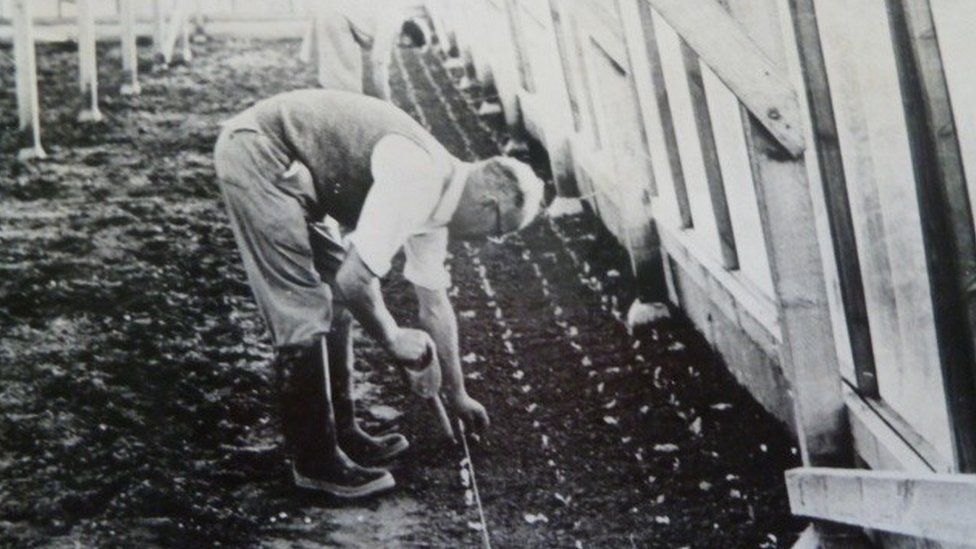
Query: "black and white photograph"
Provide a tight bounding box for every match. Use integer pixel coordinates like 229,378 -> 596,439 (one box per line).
1,0 -> 975,547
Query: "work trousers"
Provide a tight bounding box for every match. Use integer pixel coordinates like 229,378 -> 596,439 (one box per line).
214,127 -> 346,347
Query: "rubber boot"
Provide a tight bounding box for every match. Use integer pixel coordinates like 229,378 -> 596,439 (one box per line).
275,337 -> 394,498
328,311 -> 410,466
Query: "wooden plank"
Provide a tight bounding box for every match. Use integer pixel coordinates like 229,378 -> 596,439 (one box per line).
632,0 -> 692,229
505,0 -> 535,93
700,62 -> 775,296
844,385 -> 940,473
12,0 -> 45,160
787,0 -> 876,396
644,0 -> 805,157
728,0 -> 847,465
887,0 -> 976,472
813,0 -> 955,464
786,467 -> 976,545
654,13 -> 726,266
76,0 -> 102,122
119,0 -> 141,95
930,1 -> 976,232
681,44 -> 737,270
568,8 -> 603,149
548,0 -> 582,132
579,0 -> 627,70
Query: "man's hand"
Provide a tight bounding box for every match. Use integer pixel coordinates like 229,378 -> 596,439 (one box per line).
387,327 -> 435,364
450,392 -> 490,431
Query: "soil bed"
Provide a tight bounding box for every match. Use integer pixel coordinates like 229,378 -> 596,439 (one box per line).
1,37 -> 802,547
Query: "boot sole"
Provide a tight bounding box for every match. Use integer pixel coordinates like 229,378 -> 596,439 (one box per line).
292,466 -> 396,498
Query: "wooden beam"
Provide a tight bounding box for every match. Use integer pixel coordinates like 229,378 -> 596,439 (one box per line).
644,0 -> 805,157
76,0 -> 102,122
731,0 -> 848,465
681,43 -> 738,270
632,0 -> 693,229
786,467 -> 976,545
119,0 -> 141,95
787,0 -> 877,397
12,0 -> 45,160
886,0 -> 976,472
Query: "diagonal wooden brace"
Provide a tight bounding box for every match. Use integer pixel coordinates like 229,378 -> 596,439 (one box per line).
644,0 -> 805,157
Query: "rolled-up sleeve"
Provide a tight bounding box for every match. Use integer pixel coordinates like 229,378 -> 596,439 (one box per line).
404,228 -> 451,289
347,134 -> 446,279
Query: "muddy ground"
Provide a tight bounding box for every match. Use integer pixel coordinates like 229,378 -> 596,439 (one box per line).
1,37 -> 803,547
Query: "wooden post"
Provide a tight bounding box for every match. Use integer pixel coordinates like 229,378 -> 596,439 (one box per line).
887,0 -> 976,472
161,0 -> 189,65
787,0 -> 878,397
12,0 -> 45,161
119,0 -> 141,95
180,0 -> 192,63
727,0 -> 849,466
76,0 -> 103,122
153,0 -> 166,60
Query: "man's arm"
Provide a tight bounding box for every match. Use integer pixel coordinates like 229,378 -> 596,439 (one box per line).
335,246 -> 434,364
415,285 -> 490,430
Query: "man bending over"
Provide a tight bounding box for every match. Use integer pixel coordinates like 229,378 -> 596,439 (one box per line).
214,89 -> 544,499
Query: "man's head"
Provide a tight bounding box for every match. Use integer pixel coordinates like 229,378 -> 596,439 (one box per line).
449,157 -> 545,240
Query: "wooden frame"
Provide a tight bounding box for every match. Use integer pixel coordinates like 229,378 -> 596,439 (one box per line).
886,0 -> 976,472
632,0 -> 693,229
681,43 -> 738,270
729,0 -> 848,466
645,0 -> 805,157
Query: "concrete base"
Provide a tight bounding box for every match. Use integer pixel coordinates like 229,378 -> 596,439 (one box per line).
77,108 -> 103,123
120,82 -> 142,96
666,254 -> 796,431
17,145 -> 47,162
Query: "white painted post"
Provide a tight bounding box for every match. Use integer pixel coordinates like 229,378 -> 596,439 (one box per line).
153,0 -> 166,59
119,0 -> 141,95
77,0 -> 103,122
12,0 -> 45,160
180,0 -> 192,62
161,0 -> 189,66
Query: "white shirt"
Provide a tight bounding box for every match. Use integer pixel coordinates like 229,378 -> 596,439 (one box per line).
347,134 -> 467,290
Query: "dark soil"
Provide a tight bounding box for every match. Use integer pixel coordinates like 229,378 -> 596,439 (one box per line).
1,36 -> 803,547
